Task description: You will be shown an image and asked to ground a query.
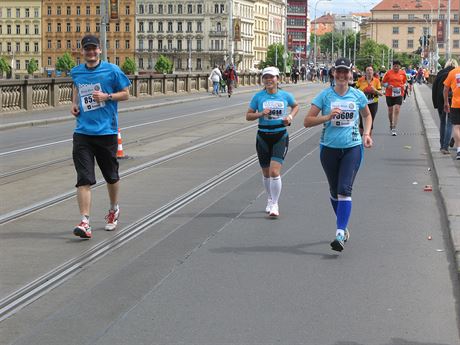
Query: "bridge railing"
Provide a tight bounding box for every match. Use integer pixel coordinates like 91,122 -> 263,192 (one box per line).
0,73 -> 263,113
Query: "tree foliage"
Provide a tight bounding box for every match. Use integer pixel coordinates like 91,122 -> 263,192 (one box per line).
154,55 -> 173,73
27,58 -> 39,75
121,57 -> 137,75
55,52 -> 76,73
0,56 -> 11,76
259,43 -> 293,73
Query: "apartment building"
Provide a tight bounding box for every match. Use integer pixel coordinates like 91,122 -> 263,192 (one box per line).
362,0 -> 460,58
268,0 -> 286,46
42,0 -> 135,74
0,1 -> 42,77
254,0 -> 269,67
287,0 -> 308,63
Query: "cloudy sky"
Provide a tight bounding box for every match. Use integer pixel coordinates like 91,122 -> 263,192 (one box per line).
311,0 -> 381,15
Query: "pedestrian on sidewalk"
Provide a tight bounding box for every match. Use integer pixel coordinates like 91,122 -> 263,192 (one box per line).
208,65 -> 222,96
382,60 -> 407,136
304,58 -> 373,252
224,64 -> 238,98
246,66 -> 299,217
70,34 -> 131,239
443,62 -> 460,160
356,65 -> 383,136
432,58 -> 457,154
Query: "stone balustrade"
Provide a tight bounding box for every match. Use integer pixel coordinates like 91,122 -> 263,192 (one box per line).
0,73 -> 263,113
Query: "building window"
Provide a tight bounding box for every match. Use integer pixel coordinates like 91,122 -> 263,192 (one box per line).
139,4 -> 144,14
139,58 -> 144,69
7,42 -> 11,52
34,24 -> 39,34
197,4 -> 202,14
34,42 -> 39,52
215,4 -> 219,13
168,5 -> 173,14
77,57 -> 80,64
197,39 -> 201,50
168,22 -> 173,32
67,6 -> 71,15
392,27 -> 399,34
148,39 -> 153,50
86,23 -> 91,32
16,25 -> 20,34
16,60 -> 20,70
34,8 -> 39,17
48,57 -> 51,66
454,27 -> 459,34
116,57 -> 120,65
159,5 -> 163,14
106,23 -> 110,32
76,23 -> 81,32
176,58 -> 182,69
86,6 -> 90,15
197,22 -> 202,32
187,22 -> 192,32
392,39 -> 398,48
149,4 -> 154,14
96,6 -> 100,15
24,42 -> 29,52
126,6 -> 130,15
407,40 -> 413,49
125,40 -> 130,49
57,23 -> 61,32
25,25 -> 29,35
115,40 -> 120,49
25,60 -> 29,70
149,22 -> 154,32
168,39 -> 172,50
393,14 -> 399,20
196,58 -> 201,70
67,40 -> 71,49
47,6 -> 51,15
139,40 -> 143,50
439,43 -> 444,49
116,22 -> 120,32
178,22 -> 182,32
125,22 -> 130,32
57,6 -> 61,15
178,5 -> 182,14
188,4 -> 193,14
177,39 -> 182,50
158,40 -> 163,50
439,14 -> 445,20
408,27 -> 414,34
48,40 -> 51,49
15,42 -> 20,52
77,40 -> 81,49
25,8 -> 30,17
47,23 -> 51,32
139,22 -> 144,32
96,23 -> 100,32
67,23 -> 71,32
454,14 -> 458,21
57,40 -> 61,49
16,8 -> 20,18
454,40 -> 459,49
7,8 -> 11,18
158,22 -> 163,32
77,6 -> 80,15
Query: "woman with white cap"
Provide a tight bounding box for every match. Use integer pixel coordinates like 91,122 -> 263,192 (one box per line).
304,58 -> 373,252
246,66 -> 299,217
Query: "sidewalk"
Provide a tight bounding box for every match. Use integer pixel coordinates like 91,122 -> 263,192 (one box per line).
0,84 -> 265,131
414,83 -> 460,270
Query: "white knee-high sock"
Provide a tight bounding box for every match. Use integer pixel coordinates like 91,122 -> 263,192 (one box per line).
270,176 -> 282,204
263,176 -> 271,200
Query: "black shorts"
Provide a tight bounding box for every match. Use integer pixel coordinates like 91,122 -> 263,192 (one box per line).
72,133 -> 119,187
256,130 -> 289,168
359,102 -> 378,129
386,96 -> 403,107
449,108 -> 460,125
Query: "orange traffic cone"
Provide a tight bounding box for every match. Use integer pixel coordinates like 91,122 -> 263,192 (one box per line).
116,128 -> 128,159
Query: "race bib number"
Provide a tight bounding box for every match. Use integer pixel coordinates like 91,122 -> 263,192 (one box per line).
330,101 -> 357,127
262,100 -> 285,119
456,73 -> 460,87
392,87 -> 401,97
79,83 -> 105,112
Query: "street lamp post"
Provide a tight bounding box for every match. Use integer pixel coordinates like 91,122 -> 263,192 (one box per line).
313,0 -> 332,66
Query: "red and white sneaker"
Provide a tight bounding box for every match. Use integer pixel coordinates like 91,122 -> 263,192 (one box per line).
269,203 -> 279,218
105,208 -> 120,231
73,221 -> 92,239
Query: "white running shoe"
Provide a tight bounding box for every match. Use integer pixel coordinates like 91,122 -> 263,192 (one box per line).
265,199 -> 273,213
105,208 -> 120,231
391,129 -> 397,136
269,203 -> 279,217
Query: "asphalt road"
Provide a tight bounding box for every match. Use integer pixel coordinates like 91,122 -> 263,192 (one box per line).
0,82 -> 459,345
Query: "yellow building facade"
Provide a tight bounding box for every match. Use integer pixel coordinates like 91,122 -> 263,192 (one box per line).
254,0 -> 269,68
42,0 -> 135,74
0,0 -> 42,77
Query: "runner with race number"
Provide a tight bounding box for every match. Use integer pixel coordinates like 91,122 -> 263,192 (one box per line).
382,60 -> 407,136
304,58 -> 373,252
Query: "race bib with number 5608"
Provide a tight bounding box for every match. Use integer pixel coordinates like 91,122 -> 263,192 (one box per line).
330,101 -> 357,127
79,83 -> 105,112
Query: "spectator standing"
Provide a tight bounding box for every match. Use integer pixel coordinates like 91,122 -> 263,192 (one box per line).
208,65 -> 222,96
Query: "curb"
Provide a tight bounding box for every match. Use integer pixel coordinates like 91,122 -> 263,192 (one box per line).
0,87 -> 260,132
413,84 -> 460,271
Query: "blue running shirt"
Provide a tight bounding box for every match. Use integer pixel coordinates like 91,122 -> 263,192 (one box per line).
70,61 -> 131,135
249,89 -> 296,133
311,86 -> 368,148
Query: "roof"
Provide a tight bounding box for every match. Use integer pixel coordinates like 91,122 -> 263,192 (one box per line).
311,14 -> 335,24
352,12 -> 371,17
371,0 -> 458,11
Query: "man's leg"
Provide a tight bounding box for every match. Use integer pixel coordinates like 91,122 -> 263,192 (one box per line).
387,105 -> 394,129
107,181 -> 120,209
77,185 -> 91,216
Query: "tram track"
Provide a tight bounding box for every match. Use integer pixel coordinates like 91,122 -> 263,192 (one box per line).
0,126 -> 314,322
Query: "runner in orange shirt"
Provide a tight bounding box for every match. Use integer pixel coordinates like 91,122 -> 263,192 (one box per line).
356,66 -> 383,136
443,66 -> 460,160
382,60 -> 407,136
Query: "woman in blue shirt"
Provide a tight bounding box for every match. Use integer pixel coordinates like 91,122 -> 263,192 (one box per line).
246,66 -> 299,217
304,58 -> 373,252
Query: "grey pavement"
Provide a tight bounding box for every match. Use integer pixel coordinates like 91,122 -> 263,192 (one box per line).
413,83 -> 460,269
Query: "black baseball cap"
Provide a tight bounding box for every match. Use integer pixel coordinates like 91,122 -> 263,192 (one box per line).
81,35 -> 100,48
334,57 -> 352,70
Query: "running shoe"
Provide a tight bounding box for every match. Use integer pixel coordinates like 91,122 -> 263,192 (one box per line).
105,208 -> 120,231
73,221 -> 92,239
391,129 -> 397,136
330,234 -> 346,252
456,152 -> 460,160
265,199 -> 273,213
269,203 -> 279,217
449,137 -> 455,148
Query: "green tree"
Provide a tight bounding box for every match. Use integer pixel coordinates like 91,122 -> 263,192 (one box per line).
355,39 -> 391,71
55,52 -> 76,74
121,57 -> 136,75
27,58 -> 39,75
154,55 -> 173,73
259,43 -> 293,73
0,56 -> 11,78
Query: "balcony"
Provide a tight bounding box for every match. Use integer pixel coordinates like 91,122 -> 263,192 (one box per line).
209,30 -> 227,37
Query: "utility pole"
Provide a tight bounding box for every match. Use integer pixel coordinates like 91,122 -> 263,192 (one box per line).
101,0 -> 108,61
228,0 -> 234,65
446,0 -> 451,60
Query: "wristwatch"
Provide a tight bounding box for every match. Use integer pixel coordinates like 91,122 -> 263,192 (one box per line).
108,94 -> 113,101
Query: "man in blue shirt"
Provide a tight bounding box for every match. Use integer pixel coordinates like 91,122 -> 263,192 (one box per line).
70,35 -> 131,239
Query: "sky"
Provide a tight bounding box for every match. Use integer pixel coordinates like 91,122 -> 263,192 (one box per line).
310,0 -> 381,16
